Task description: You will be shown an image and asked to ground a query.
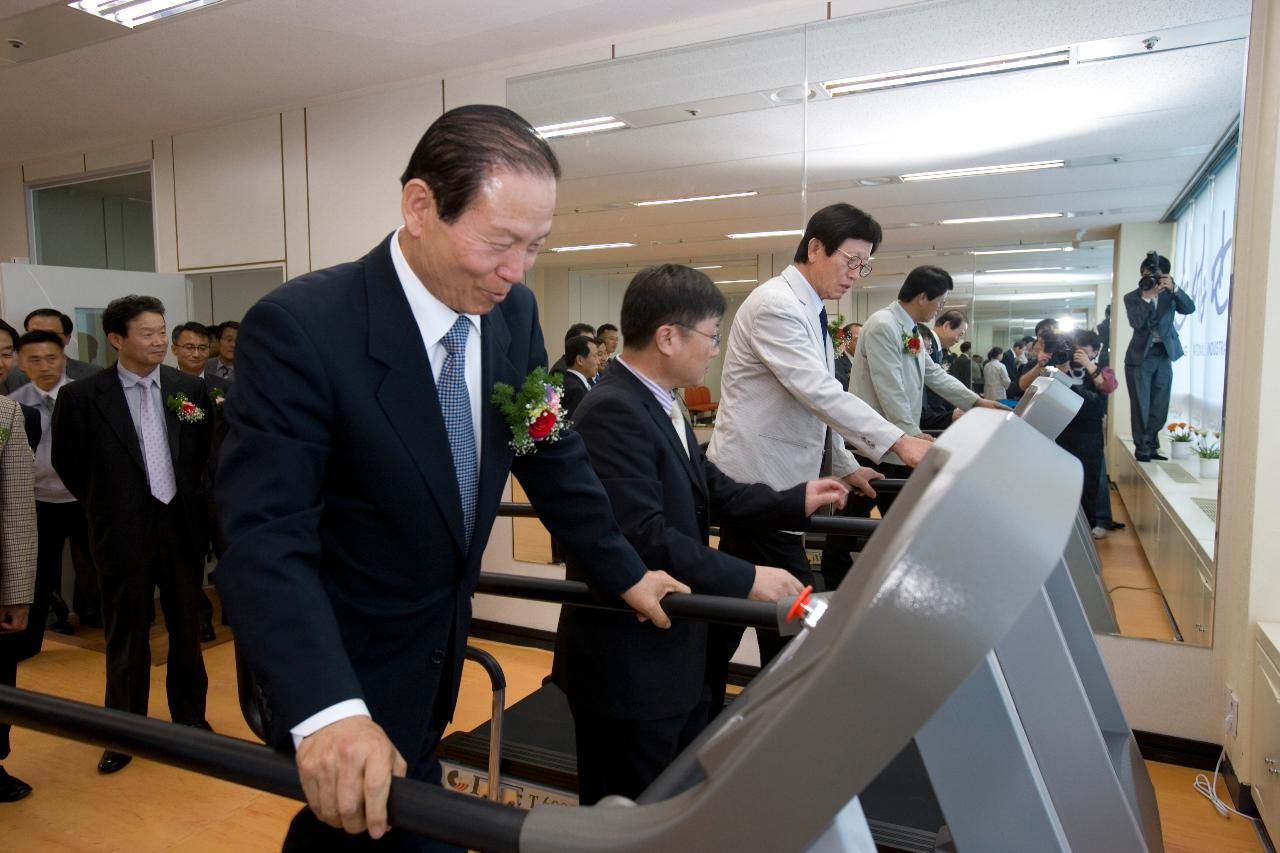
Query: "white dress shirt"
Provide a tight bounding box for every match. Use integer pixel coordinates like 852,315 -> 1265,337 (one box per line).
290,230 -> 485,746
7,375 -> 74,503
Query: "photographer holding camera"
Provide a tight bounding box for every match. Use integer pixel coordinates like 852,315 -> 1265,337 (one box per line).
1054,329 -> 1117,535
1123,252 -> 1195,462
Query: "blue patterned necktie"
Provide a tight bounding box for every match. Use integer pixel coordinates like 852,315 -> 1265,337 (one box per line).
439,315 -> 477,548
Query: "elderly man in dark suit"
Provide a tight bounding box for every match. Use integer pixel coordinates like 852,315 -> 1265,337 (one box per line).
554,264 -> 851,803
1123,253 -> 1195,462
214,105 -> 685,852
52,295 -> 214,776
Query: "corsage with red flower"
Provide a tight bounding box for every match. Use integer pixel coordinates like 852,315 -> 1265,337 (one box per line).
165,392 -> 205,424
491,367 -> 568,455
901,330 -> 922,355
828,313 -> 850,354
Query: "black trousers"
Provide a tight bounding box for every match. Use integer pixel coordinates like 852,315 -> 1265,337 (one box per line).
713,525 -> 813,709
99,497 -> 208,726
1058,429 -> 1104,529
282,729 -> 463,852
37,500 -> 101,626
0,645 -> 17,760
1125,345 -> 1173,455
570,696 -> 711,806
819,456 -> 912,590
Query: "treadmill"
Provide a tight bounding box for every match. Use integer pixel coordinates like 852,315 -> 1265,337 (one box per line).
0,410 -> 1161,851
442,408 -> 1163,851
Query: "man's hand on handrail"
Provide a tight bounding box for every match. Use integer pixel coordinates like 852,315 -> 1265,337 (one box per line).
295,716 -> 407,839
621,571 -> 691,628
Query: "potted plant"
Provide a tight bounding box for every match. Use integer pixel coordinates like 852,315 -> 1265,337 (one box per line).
1166,422 -> 1194,459
1195,429 -> 1221,479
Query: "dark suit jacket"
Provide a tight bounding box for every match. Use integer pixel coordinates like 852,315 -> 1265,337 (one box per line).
948,353 -> 973,388
51,364 -> 212,573
552,364 -> 806,720
1123,287 -> 1195,366
214,235 -> 648,758
20,404 -> 40,452
834,353 -> 852,391
1,357 -> 99,395
921,334 -> 953,430
561,371 -> 591,421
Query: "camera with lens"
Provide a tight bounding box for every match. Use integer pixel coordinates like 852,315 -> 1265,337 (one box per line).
1139,250 -> 1164,292
1042,331 -> 1076,368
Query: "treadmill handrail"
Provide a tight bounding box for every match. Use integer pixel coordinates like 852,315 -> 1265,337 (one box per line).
474,573 -> 786,629
0,685 -> 525,853
496,502 -> 891,536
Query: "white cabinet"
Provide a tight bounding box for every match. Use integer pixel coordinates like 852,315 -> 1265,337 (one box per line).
1252,635 -> 1280,835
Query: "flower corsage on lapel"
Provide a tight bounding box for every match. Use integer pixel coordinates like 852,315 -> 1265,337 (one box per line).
901,330 -> 923,356
165,392 -> 205,424
208,387 -> 227,410
827,313 -> 849,354
491,367 -> 567,456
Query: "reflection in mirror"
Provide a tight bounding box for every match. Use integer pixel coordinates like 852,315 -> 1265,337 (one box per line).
507,0 -> 1247,651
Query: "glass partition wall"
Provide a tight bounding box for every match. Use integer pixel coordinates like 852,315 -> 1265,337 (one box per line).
508,0 -> 1248,649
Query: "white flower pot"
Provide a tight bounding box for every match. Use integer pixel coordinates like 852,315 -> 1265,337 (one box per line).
1170,441 -> 1194,460
1199,458 -> 1220,479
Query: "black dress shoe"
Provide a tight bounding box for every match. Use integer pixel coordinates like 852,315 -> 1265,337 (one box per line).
1135,453 -> 1151,462
199,616 -> 217,643
97,751 -> 132,774
183,720 -> 213,732
1150,451 -> 1168,461
1108,521 -> 1127,530
0,767 -> 32,802
49,619 -> 75,636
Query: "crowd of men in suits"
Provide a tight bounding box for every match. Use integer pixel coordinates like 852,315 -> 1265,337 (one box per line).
0,103 -> 1197,849
0,305 -> 240,799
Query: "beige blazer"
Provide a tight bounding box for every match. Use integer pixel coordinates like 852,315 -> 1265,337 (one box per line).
847,301 -> 978,465
0,397 -> 37,606
708,266 -> 903,490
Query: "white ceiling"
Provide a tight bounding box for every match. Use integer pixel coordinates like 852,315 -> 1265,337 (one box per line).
0,0 -> 1251,321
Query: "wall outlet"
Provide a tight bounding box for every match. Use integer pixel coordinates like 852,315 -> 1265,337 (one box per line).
1225,689 -> 1240,740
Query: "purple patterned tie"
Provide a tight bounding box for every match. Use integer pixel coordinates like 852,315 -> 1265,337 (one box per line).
139,377 -> 177,504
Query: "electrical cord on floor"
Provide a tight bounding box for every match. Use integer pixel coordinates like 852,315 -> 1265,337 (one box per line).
1106,585 -> 1158,594
1194,748 -> 1261,822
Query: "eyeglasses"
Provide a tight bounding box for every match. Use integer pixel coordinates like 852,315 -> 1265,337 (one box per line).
835,248 -> 873,276
176,344 -> 210,353
675,323 -> 721,348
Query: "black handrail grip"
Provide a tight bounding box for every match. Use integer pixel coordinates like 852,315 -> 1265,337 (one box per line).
498,501 -> 884,535
465,645 -> 507,692
474,573 -> 780,629
0,686 -> 525,853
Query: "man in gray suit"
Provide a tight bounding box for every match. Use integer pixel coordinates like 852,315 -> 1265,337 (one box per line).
707,203 -> 928,664
1123,254 -> 1195,462
0,309 -> 99,394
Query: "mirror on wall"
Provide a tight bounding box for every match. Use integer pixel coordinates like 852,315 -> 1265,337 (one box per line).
507,0 -> 1248,650
29,171 -> 155,272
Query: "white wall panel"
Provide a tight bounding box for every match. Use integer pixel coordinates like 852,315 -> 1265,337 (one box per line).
22,153 -> 85,183
84,141 -> 152,173
173,114 -> 284,270
305,84 -> 442,271
281,109 -> 310,280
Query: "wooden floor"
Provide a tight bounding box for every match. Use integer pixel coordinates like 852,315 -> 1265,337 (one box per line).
1097,485 -> 1180,641
0,627 -> 1268,851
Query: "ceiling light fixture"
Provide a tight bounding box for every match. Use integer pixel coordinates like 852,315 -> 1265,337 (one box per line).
822,46 -> 1070,96
970,246 -> 1074,256
726,229 -> 804,239
940,212 -> 1063,225
900,160 -> 1065,182
714,279 -> 758,285
535,116 -> 628,139
634,191 -> 757,207
67,0 -> 230,27
979,266 -> 1065,273
548,242 -> 636,253
692,265 -> 723,270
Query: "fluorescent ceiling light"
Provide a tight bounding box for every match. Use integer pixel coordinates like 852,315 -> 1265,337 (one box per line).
970,246 -> 1074,256
548,242 -> 636,253
535,116 -> 628,139
692,265 -> 723,270
635,191 -> 757,207
974,291 -> 1096,301
940,212 -> 1063,225
714,279 -> 758,285
822,46 -> 1070,96
980,267 -> 1065,273
1057,316 -> 1078,332
900,160 -> 1065,182
727,229 -> 804,239
67,0 -> 229,27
